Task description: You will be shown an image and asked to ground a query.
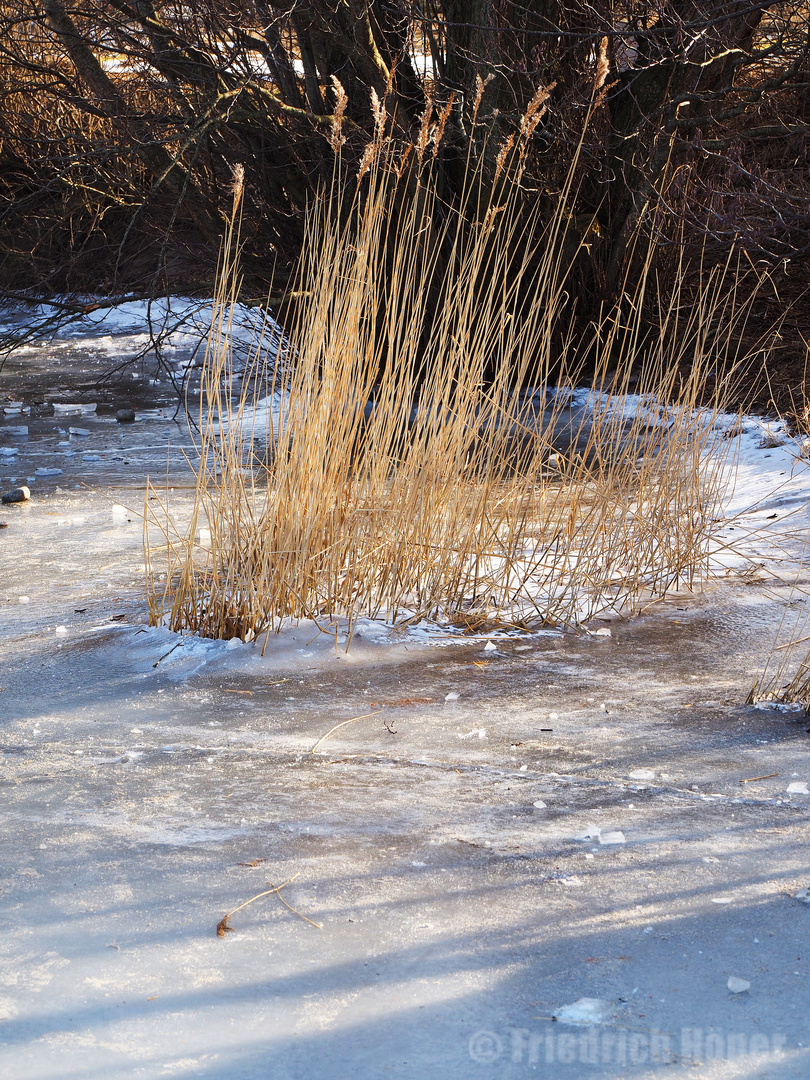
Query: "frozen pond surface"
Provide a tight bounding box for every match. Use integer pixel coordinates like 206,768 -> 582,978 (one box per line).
1,309 -> 810,1078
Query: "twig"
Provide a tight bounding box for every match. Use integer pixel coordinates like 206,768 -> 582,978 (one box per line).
776,634 -> 810,651
270,884 -> 322,929
153,640 -> 183,668
216,873 -> 299,936
739,773 -> 778,783
309,711 -> 383,753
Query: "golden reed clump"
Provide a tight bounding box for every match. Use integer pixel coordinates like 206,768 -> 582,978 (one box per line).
144,93 -> 755,647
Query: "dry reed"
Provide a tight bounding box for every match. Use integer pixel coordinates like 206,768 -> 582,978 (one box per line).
750,635 -> 810,712
748,528 -> 810,710
144,118 -> 748,647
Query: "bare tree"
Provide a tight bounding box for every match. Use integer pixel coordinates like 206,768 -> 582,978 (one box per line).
0,0 -> 806,314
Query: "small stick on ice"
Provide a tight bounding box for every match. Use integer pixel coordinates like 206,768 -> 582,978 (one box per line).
152,640 -> 183,668
739,773 -> 778,783
271,885 -> 322,929
309,711 -> 383,753
217,873 -> 306,936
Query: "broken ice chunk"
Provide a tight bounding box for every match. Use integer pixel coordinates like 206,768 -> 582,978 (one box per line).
787,782 -> 809,795
53,402 -> 96,415
35,467 -> 62,476
599,830 -> 626,845
629,768 -> 655,780
553,998 -> 611,1025
574,825 -> 601,841
727,976 -> 750,993
794,888 -> 810,904
445,691 -> 460,701
483,640 -> 497,652
532,800 -> 547,809
68,427 -> 90,436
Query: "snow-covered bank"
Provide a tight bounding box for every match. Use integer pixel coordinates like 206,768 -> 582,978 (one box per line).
0,295 -> 275,350
0,297 -> 284,403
